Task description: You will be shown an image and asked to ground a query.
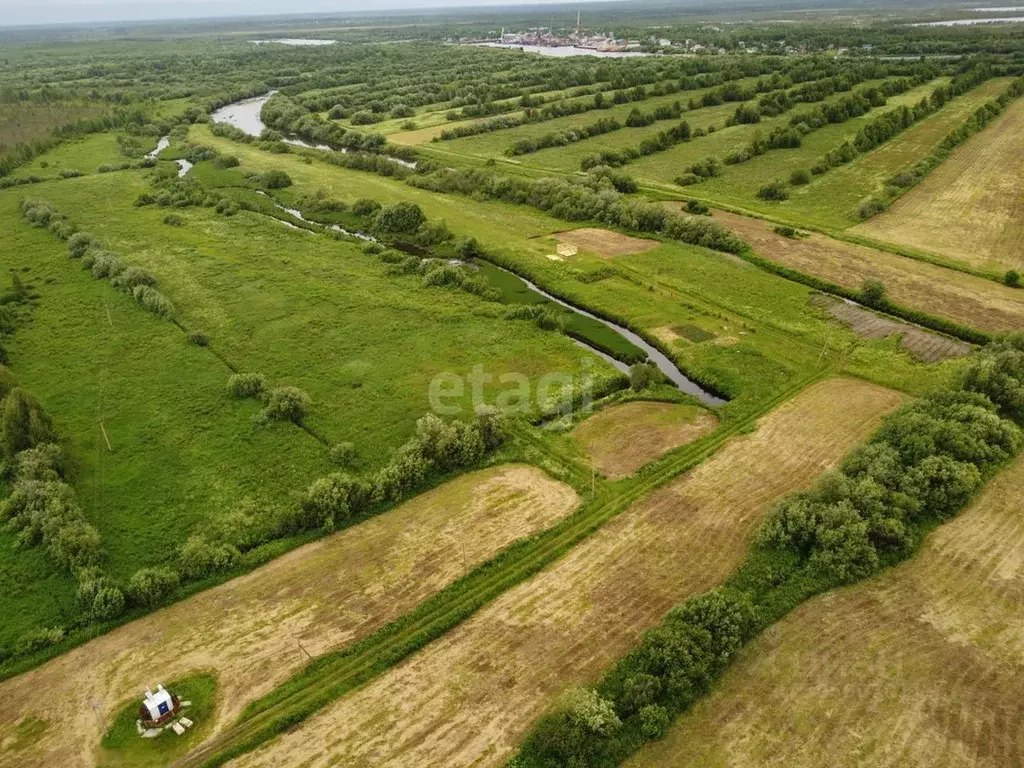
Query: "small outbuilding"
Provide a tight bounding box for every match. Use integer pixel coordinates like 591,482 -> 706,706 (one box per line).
139,685 -> 181,728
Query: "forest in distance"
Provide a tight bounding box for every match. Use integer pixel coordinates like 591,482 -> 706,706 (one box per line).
1,1 -> 1024,767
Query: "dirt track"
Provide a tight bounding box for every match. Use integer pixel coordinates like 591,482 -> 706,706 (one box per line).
229,378 -> 904,768
0,465 -> 578,768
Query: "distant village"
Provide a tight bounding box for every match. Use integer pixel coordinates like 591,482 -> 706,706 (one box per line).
464,12 -> 856,56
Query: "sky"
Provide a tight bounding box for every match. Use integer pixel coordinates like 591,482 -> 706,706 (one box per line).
0,0 -> 605,28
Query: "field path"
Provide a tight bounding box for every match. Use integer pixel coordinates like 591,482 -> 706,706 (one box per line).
627,456 -> 1024,768
0,466 -> 578,768
229,378 -> 903,768
853,93 -> 1024,273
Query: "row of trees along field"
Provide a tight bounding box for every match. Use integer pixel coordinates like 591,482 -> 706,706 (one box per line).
512,335 -> 1024,767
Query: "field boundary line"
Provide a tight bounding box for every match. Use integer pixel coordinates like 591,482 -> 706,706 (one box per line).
173,372 -> 824,768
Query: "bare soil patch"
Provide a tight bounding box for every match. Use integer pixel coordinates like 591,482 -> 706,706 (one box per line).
573,401 -> 719,479
0,466 -> 577,768
852,95 -> 1024,273
812,294 -> 972,363
628,455 -> 1024,768
714,209 -> 1024,335
554,228 -> 661,257
229,378 -> 903,768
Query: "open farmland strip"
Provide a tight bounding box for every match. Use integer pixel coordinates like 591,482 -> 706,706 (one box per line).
221,378 -> 902,768
711,210 -> 1024,335
626,456 -> 1024,768
852,89 -> 1024,274
0,466 -> 579,768
171,372 -> 825,768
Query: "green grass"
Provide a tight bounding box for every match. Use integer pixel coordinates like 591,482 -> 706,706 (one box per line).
437,78 -> 762,166
475,259 -> 646,364
100,673 -> 217,768
678,77 -> 1010,228
12,132 -> 157,181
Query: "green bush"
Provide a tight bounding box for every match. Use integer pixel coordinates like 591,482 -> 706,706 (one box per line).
131,285 -> 174,317
1005,270 -> 1021,288
162,213 -> 185,226
187,330 -> 209,347
110,266 -> 156,292
15,626 -> 65,656
1,388 -> 54,459
374,201 -> 426,235
226,373 -> 266,399
352,198 -> 381,216
686,200 -> 709,215
860,279 -> 886,307
261,386 -> 312,424
178,534 -> 240,579
756,180 -> 789,201
66,232 -> 97,259
90,252 -> 126,279
127,567 -> 180,607
330,441 -> 358,467
789,168 -> 811,185
963,334 -> 1024,423
629,362 -> 659,391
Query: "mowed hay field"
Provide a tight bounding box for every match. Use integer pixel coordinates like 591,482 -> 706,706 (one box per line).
852,93 -> 1024,273
555,227 -> 660,257
627,455 -> 1024,768
0,466 -> 578,768
573,401 -> 718,479
710,210 -> 1024,334
228,378 -> 904,768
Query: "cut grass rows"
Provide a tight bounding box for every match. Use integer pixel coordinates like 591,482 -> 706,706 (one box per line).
627,454 -> 1024,768
174,372 -> 826,768
228,378 -> 905,768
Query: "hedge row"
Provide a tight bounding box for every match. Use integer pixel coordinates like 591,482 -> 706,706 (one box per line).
858,75 -> 1024,220
407,166 -> 744,256
735,246 -> 990,345
506,117 -> 621,157
512,339 -> 1024,768
20,200 -> 175,319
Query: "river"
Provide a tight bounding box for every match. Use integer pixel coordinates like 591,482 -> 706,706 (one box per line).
212,93 -> 723,406
210,93 -> 415,167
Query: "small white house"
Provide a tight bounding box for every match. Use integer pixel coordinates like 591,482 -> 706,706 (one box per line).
140,685 -> 180,727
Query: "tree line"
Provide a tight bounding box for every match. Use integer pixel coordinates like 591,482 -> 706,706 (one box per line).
512,335 -> 1024,768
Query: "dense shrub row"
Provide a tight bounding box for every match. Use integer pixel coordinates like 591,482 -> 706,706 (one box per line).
407,166 -> 744,255
813,64 -> 994,183
21,200 -> 174,319
857,75 -> 1024,219
580,119 -> 697,171
513,343 -> 1024,767
296,408 -> 508,533
0,370 -> 123,654
506,117 -> 621,156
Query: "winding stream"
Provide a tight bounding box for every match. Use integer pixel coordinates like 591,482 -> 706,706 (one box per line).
211,93 -> 415,168
147,135 -> 192,177
213,93 -> 724,407
498,267 -> 726,406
